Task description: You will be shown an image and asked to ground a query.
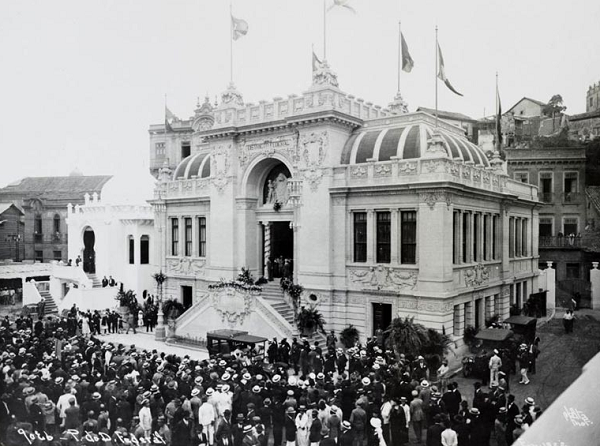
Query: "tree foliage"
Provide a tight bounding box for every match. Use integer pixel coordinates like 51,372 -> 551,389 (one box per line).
384,317 -> 429,357
339,325 -> 360,348
542,94 -> 567,117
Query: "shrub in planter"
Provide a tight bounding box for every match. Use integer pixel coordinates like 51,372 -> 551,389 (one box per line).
237,267 -> 255,286
463,325 -> 479,350
162,298 -> 185,319
509,304 -> 521,316
296,307 -> 326,336
115,289 -> 139,314
340,325 -> 360,348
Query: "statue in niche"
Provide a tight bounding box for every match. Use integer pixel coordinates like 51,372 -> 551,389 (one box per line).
266,173 -> 289,205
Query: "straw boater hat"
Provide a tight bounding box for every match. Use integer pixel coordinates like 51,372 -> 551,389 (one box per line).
469,408 -> 480,416
341,421 -> 351,431
243,425 -> 253,434
222,384 -> 230,392
272,374 -> 281,383
525,397 -> 535,406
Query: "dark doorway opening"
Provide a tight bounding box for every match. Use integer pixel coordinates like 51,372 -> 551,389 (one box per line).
83,229 -> 96,274
372,303 -> 392,342
182,286 -> 193,309
269,222 -> 294,279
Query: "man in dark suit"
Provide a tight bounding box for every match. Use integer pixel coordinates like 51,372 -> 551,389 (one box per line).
284,407 -> 296,446
426,414 -> 444,446
172,413 -> 194,446
0,393 -> 12,442
338,421 -> 354,446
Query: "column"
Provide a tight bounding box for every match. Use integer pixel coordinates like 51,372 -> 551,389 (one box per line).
178,217 -> 184,257
546,261 -> 556,312
390,209 -> 399,263
453,303 -> 465,336
192,217 -> 198,257
465,301 -> 474,327
485,214 -> 492,261
467,212 -> 473,263
591,263 -> 600,310
366,210 -> 375,263
263,222 -> 271,278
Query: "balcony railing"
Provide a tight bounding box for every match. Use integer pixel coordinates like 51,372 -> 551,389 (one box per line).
539,193 -> 554,204
562,192 -> 583,204
32,233 -> 67,244
539,235 -> 581,248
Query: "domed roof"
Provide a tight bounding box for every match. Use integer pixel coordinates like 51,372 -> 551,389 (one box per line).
340,120 -> 490,168
101,169 -> 156,206
173,153 -> 211,180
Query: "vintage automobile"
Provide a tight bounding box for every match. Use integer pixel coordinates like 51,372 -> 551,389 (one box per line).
503,315 -> 537,344
206,329 -> 268,362
462,328 -> 518,382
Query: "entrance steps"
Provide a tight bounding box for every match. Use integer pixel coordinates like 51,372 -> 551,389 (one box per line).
260,282 -> 327,346
39,290 -> 58,315
86,273 -> 103,288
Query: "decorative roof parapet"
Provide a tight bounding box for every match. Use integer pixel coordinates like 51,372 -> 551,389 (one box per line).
310,59 -> 339,89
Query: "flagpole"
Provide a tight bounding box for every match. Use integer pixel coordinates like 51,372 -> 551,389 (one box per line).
323,0 -> 327,60
496,71 -> 500,153
435,26 -> 439,128
230,0 -> 233,84
397,20 -> 402,94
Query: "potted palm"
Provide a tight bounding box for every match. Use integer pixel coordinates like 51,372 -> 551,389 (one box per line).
340,325 -> 360,348
296,307 -> 326,337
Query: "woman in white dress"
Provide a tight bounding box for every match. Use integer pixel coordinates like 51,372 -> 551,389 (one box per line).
80,312 -> 91,337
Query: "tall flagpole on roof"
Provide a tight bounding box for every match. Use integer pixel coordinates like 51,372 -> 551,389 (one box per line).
435,25 -> 439,128
230,0 -> 233,84
398,20 -> 402,94
323,0 -> 327,61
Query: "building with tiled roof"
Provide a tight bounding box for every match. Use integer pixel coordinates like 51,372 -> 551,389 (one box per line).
0,174 -> 111,263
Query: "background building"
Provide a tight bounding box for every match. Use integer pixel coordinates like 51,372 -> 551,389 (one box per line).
0,173 -> 111,263
0,203 -> 24,261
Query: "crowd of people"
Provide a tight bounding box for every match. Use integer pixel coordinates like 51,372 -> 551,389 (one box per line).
0,311 -> 545,446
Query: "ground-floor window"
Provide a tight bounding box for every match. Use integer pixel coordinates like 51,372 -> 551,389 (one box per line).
181,285 -> 193,309
35,250 -> 43,262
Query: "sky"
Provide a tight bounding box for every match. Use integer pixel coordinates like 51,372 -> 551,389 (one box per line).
1,0 -> 599,187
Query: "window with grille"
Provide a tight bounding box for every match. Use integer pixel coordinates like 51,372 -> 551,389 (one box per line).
353,212 -> 367,263
184,218 -> 192,257
171,218 -> 179,256
400,211 -> 416,264
376,212 -> 391,263
198,217 -> 207,257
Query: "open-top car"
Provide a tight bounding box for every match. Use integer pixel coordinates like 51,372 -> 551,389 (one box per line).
462,328 -> 518,383
503,315 -> 537,344
206,329 -> 268,363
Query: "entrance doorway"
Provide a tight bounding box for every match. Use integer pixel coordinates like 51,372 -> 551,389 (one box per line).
269,222 -> 293,279
181,285 -> 193,310
83,228 -> 96,274
372,303 -> 392,342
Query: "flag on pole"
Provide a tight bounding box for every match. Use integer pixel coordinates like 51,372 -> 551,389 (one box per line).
401,32 -> 414,73
312,51 -> 324,72
496,83 -> 502,146
231,15 -> 248,40
327,0 -> 356,13
165,106 -> 176,132
437,43 -> 463,96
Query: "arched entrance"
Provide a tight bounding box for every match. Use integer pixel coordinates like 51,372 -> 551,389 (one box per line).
83,227 -> 96,274
244,158 -> 295,281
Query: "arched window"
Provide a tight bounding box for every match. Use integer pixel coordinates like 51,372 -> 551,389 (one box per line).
140,235 -> 150,265
53,214 -> 61,234
34,214 -> 43,234
128,235 -> 135,264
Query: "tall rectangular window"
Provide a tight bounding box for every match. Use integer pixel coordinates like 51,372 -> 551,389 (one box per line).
492,215 -> 498,260
509,217 -> 515,258
473,213 -> 480,262
155,142 -> 166,157
453,211 -> 459,264
462,212 -> 469,263
140,235 -> 149,264
564,218 -> 578,236
539,217 -> 553,237
184,218 -> 192,257
198,217 -> 207,257
521,219 -> 528,256
353,212 -> 367,263
181,141 -> 191,159
483,215 -> 489,261
376,212 -> 391,263
128,236 -> 135,264
171,218 -> 179,256
400,211 -> 417,264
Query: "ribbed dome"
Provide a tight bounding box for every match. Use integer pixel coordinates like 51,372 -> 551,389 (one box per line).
340,121 -> 489,168
173,153 -> 211,180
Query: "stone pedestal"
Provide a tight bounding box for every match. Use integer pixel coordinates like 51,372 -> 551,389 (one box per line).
545,262 -> 556,311
155,308 -> 166,341
591,263 -> 600,310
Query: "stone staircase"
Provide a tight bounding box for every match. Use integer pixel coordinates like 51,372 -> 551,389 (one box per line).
260,282 -> 327,345
86,273 -> 102,288
39,290 -> 58,315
